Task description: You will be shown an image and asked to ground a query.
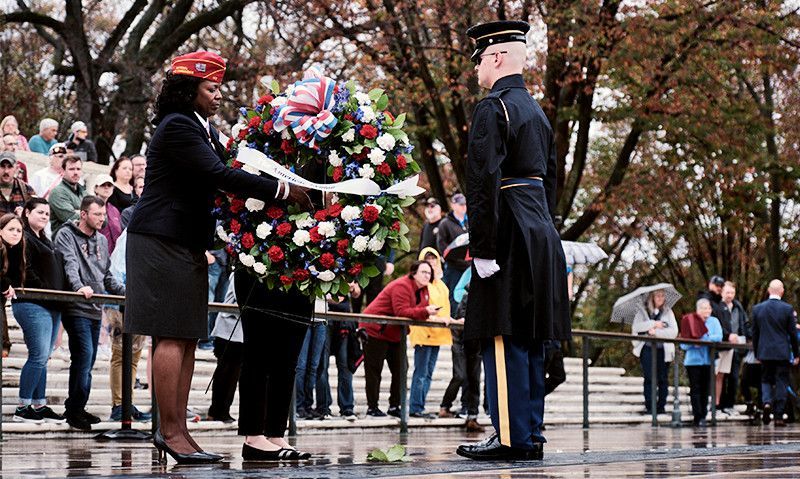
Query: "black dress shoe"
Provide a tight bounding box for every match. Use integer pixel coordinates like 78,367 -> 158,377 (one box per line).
153,430 -> 221,464
242,443 -> 311,461
763,403 -> 772,425
456,434 -> 543,461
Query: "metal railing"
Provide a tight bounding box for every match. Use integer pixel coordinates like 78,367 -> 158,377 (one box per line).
4,288 -> 752,438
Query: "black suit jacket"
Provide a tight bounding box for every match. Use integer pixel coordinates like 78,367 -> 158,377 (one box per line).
128,112 -> 279,252
752,298 -> 799,361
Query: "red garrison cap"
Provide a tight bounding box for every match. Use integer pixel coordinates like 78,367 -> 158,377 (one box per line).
170,51 -> 226,83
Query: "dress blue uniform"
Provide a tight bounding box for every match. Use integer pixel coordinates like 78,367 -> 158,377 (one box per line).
458,20 -> 571,461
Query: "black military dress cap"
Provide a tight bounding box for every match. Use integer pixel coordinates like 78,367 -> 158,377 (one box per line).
466,20 -> 530,62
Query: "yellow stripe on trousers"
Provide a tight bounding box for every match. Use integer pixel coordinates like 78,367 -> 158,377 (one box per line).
494,335 -> 511,446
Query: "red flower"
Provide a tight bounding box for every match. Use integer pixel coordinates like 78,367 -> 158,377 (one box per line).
229,198 -> 245,214
262,120 -> 274,134
360,124 -> 378,139
309,226 -> 323,243
396,155 -> 407,169
225,244 -> 234,255
344,114 -> 354,121
353,149 -> 368,162
226,137 -> 234,149
337,239 -> 349,255
314,210 -> 328,221
248,116 -> 261,128
362,205 -> 379,223
230,219 -> 241,234
266,206 -> 284,220
241,233 -> 255,249
237,129 -> 247,140
268,246 -> 285,263
376,162 -> 392,176
390,221 -> 401,232
281,139 -> 296,155
319,253 -> 335,269
332,166 -> 344,182
257,94 -> 274,105
347,263 -> 363,276
214,196 -> 224,207
276,222 -> 292,237
231,160 -> 243,169
327,203 -> 343,217
293,269 -> 310,282
280,275 -> 294,286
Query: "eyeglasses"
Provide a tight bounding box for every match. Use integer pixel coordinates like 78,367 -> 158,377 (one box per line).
475,51 -> 508,66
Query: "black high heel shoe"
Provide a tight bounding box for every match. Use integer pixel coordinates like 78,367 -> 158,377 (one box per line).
242,443 -> 311,461
154,430 -> 222,464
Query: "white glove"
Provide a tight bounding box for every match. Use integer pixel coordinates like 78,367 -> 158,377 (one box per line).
474,258 -> 500,279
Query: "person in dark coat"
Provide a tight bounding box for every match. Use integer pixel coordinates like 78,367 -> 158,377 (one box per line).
418,197 -> 442,253
124,50 -> 311,464
456,20 -> 570,462
752,279 -> 799,426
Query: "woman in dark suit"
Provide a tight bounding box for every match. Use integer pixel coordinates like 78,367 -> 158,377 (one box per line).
124,50 -> 310,464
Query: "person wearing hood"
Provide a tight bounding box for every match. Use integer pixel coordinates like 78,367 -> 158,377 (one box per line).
65,121 -> 98,164
54,196 -> 125,431
408,247 -> 458,418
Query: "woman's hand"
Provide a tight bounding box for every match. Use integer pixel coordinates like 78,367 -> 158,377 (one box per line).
425,305 -> 440,315
286,184 -> 313,210
3,287 -> 15,300
450,318 -> 465,325
348,282 -> 361,299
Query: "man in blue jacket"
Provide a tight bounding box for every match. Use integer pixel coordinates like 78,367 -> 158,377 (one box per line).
752,279 -> 799,426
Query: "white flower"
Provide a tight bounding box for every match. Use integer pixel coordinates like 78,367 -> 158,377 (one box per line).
245,198 -> 265,212
353,235 -> 369,252
377,133 -> 396,151
317,221 -> 336,238
368,148 -> 385,166
317,270 -> 336,282
359,106 -> 376,123
216,225 -> 230,243
354,92 -> 371,105
242,164 -> 260,175
358,164 -> 375,179
328,150 -> 343,167
340,205 -> 362,222
295,217 -> 316,229
292,229 -> 311,246
253,262 -> 267,274
342,129 -> 355,143
238,253 -> 255,267
270,96 -> 287,108
367,237 -> 385,252
255,222 -> 272,239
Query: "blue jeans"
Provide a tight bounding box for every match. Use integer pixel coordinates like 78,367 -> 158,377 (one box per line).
62,316 -> 101,414
205,261 -> 228,339
13,302 -> 61,406
410,345 -> 439,414
318,328 -> 355,413
295,323 -> 328,411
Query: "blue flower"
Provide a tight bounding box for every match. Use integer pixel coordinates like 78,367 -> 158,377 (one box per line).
239,107 -> 248,117
255,105 -> 264,114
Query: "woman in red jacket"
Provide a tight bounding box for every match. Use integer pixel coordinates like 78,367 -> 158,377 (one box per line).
360,260 -> 439,417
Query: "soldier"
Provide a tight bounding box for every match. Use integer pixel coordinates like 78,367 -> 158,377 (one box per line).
456,20 -> 571,461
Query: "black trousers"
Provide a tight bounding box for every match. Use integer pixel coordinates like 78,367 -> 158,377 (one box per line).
363,336 -> 406,410
440,329 -> 482,415
740,362 -> 762,406
544,340 -> 566,396
235,271 -> 311,437
686,365 -> 711,423
208,337 -> 243,419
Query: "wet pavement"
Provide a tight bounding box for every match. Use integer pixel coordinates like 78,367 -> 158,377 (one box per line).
2,424 -> 800,478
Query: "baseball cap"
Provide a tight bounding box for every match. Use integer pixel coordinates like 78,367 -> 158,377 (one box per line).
0,151 -> 16,165
709,275 -> 725,287
425,197 -> 439,207
49,142 -> 68,155
451,193 -> 466,205
94,173 -> 114,187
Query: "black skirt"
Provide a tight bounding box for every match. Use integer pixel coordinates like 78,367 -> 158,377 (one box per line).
124,232 -> 208,339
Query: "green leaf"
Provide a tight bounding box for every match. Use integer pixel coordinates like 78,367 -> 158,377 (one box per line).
346,80 -> 357,94
369,223 -> 380,235
270,79 -> 281,94
321,281 -> 332,294
249,246 -> 260,256
385,444 -> 406,462
375,227 -> 389,242
376,93 -> 389,111
338,280 -> 351,295
358,275 -> 370,289
399,196 -> 416,208
398,235 -> 411,252
393,113 -> 406,128
368,88 -> 384,101
363,265 -> 380,277
399,222 -> 410,235
289,212 -> 310,222
367,448 -> 388,462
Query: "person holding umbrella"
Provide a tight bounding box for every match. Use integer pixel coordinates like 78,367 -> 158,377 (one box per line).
631,289 -> 678,414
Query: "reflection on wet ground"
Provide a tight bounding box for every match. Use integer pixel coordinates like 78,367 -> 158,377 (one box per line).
2,424 -> 799,478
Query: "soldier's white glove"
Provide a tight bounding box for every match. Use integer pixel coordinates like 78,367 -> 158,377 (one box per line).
474,258 -> 500,279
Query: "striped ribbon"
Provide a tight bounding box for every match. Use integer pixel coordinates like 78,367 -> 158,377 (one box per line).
273,67 -> 338,149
